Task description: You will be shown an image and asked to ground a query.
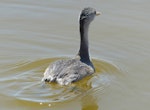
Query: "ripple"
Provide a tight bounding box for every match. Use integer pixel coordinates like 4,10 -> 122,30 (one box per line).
0,57 -> 122,104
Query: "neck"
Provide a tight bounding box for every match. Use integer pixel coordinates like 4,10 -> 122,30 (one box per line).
78,20 -> 91,63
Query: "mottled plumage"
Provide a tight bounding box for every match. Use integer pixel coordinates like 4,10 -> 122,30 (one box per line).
42,58 -> 94,85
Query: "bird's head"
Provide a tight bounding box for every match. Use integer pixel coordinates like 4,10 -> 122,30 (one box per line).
79,7 -> 100,24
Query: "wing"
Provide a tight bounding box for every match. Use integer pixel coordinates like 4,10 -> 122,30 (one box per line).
42,59 -> 94,85
56,60 -> 94,85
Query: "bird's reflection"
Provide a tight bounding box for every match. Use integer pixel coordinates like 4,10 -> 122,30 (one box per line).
81,94 -> 99,110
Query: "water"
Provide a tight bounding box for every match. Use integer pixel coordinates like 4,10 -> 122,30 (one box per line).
0,0 -> 150,110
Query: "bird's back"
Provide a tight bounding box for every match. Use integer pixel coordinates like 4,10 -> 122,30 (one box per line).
42,58 -> 94,85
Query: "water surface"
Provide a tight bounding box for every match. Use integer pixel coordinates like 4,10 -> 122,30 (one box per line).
0,0 -> 150,110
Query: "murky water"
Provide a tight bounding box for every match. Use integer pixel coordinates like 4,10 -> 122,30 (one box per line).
0,0 -> 150,110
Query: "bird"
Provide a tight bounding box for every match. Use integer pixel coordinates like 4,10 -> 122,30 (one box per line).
42,7 -> 100,85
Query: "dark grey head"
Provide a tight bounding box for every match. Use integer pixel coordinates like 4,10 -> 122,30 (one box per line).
79,7 -> 100,23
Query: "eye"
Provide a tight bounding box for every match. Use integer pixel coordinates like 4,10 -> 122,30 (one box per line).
82,13 -> 89,18
86,13 -> 89,17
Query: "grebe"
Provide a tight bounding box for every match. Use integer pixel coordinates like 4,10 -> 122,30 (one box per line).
42,7 -> 100,85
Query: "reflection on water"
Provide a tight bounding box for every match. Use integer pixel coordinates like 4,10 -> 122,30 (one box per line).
81,94 -> 98,110
0,0 -> 150,110
1,58 -> 120,108
0,56 -> 121,110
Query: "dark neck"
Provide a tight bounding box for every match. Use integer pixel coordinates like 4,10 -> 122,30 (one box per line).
78,20 -> 91,63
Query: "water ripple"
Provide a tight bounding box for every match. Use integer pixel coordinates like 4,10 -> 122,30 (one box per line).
0,57 -> 122,104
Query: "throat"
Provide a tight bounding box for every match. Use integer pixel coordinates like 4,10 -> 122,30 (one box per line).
78,21 -> 91,63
